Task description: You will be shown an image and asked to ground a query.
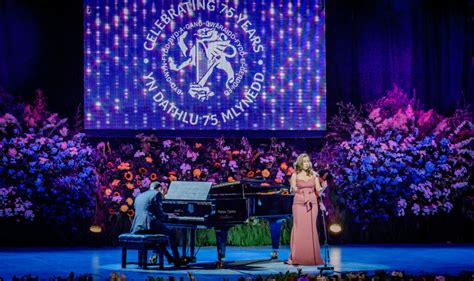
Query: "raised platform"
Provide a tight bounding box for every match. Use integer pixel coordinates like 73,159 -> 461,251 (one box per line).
0,244 -> 473,280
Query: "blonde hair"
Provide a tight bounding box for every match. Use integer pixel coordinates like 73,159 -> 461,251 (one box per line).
294,153 -> 315,176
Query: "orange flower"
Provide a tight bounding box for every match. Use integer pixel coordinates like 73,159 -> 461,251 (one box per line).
168,171 -> 177,176
286,167 -> 294,176
214,162 -> 221,168
262,169 -> 270,178
120,205 -> 129,213
108,208 -> 116,215
260,182 -> 271,186
193,169 -> 202,177
126,197 -> 134,206
232,150 -> 240,155
136,180 -> 142,186
169,175 -> 177,181
275,178 -> 283,184
113,191 -> 120,197
150,173 -> 158,181
127,209 -> 135,217
138,167 -> 148,174
111,179 -> 120,188
126,183 -> 134,190
124,171 -> 133,181
228,176 -> 235,182
145,156 -> 153,163
194,143 -> 202,149
247,171 -> 255,178
105,188 -> 112,196
107,162 -> 114,168
280,162 -> 288,171
118,162 -> 131,170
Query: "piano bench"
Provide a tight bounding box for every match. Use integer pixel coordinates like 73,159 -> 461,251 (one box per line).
118,233 -> 168,269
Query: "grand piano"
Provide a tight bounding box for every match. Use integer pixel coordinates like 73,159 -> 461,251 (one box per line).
162,179 -> 293,267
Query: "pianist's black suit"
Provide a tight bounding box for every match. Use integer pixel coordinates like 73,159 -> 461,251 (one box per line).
130,189 -> 180,263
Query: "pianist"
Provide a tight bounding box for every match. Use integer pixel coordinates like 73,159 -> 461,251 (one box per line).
130,181 -> 184,267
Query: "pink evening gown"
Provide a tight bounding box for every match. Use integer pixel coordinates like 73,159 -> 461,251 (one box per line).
287,176 -> 324,265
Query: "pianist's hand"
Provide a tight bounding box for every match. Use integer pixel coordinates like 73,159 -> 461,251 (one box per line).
167,213 -> 179,220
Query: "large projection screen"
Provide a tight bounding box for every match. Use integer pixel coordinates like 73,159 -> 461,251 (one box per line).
84,0 -> 326,137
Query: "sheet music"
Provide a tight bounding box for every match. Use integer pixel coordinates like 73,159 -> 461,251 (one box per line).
166,181 -> 212,201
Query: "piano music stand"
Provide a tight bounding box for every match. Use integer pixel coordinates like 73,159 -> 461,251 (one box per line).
317,189 -> 334,275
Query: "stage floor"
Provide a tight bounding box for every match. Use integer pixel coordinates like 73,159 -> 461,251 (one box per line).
0,244 -> 473,280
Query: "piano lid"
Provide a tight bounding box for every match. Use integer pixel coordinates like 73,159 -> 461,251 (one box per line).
211,179 -> 290,196
166,181 -> 212,201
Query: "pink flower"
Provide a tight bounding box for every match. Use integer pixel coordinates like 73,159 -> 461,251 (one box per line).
69,147 -> 78,156
355,122 -> 365,133
59,127 -> 68,137
417,109 -> 434,127
354,143 -> 363,151
368,108 -> 381,122
405,104 -> 415,119
388,140 -> 398,150
369,153 -> 378,162
433,119 -> 449,135
97,142 -> 105,150
340,141 -> 350,149
117,162 -> 131,170
8,148 -> 17,157
60,142 -> 68,150
186,150 -> 198,161
39,157 -> 49,164
47,113 -> 58,124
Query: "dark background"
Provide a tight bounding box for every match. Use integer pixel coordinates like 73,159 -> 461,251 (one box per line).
1,0 -> 472,124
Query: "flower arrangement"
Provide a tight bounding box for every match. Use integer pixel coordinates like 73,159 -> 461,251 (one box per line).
0,186 -> 34,221
1,85 -> 471,244
326,86 -> 473,225
0,90 -> 97,231
94,135 -> 297,241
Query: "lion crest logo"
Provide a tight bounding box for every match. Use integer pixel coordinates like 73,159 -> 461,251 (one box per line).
168,27 -> 238,102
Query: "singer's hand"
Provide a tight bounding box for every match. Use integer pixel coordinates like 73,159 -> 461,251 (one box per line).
321,180 -> 328,189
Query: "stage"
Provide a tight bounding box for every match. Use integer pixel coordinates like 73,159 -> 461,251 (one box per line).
0,244 -> 473,280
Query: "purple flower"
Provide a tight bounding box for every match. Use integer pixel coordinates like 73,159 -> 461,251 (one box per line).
134,150 -> 145,158
163,140 -> 172,148
180,163 -> 191,173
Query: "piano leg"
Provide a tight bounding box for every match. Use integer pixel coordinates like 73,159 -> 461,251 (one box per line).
181,228 -> 188,257
215,228 -> 229,268
189,228 -> 197,263
190,228 -> 196,256
269,219 -> 284,259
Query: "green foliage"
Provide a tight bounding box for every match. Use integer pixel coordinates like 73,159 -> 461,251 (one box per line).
196,218 -> 293,246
